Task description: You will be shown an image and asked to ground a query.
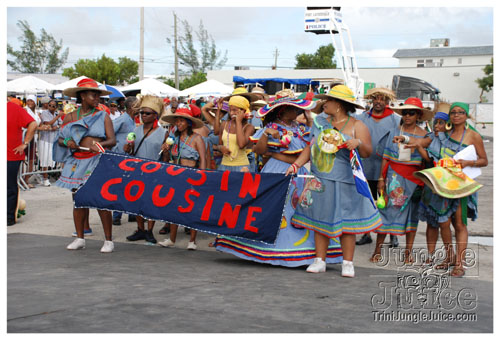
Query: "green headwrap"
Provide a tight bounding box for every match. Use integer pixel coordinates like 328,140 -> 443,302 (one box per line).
450,102 -> 469,117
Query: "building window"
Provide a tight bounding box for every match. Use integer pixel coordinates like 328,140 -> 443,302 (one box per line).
440,59 -> 444,66
425,59 -> 433,66
417,59 -> 424,67
458,58 -> 462,64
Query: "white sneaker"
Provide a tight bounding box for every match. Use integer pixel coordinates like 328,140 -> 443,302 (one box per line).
42,179 -> 51,187
306,257 -> 326,273
67,238 -> 85,250
100,240 -> 114,253
341,260 -> 355,278
158,239 -> 175,248
187,241 -> 197,250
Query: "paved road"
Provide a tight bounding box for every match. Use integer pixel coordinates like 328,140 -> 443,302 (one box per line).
7,128 -> 493,333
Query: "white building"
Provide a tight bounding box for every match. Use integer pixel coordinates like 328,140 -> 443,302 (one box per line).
208,45 -> 493,104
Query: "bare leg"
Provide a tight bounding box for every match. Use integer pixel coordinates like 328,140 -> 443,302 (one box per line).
170,224 -> 179,243
73,207 -> 87,239
147,220 -> 155,231
438,219 -> 455,266
340,234 -> 356,262
370,233 -> 386,261
314,231 -> 329,261
84,209 -> 90,231
405,231 -> 416,263
426,224 -> 439,255
452,205 -> 468,269
97,209 -> 112,241
190,229 -> 197,243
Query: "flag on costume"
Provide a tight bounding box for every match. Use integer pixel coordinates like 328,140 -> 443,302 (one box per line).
349,149 -> 377,209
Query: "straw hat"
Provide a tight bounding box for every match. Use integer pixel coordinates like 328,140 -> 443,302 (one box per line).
208,100 -> 230,117
250,86 -> 269,101
314,85 -> 364,110
63,78 -> 112,98
256,97 -> 316,118
250,100 -> 268,111
160,107 -> 204,129
390,97 -> 434,121
223,87 -> 260,103
364,87 -> 396,101
138,94 -> 164,115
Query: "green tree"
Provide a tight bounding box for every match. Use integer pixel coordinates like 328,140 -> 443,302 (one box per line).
476,58 -> 493,103
294,43 -> 336,69
179,72 -> 207,91
7,20 -> 69,73
63,55 -> 138,85
168,19 -> 227,74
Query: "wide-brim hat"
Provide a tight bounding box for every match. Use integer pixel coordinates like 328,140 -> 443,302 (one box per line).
390,97 -> 434,121
314,85 -> 365,110
250,86 -> 269,101
257,97 -> 316,118
223,87 -> 260,103
160,108 -> 204,129
364,87 -> 396,101
208,100 -> 230,117
63,78 -> 112,98
250,100 -> 268,111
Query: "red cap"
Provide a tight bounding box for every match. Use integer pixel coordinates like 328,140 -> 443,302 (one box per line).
188,104 -> 201,117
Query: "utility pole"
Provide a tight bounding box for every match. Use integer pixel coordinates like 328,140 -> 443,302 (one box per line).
139,7 -> 145,80
174,12 -> 179,89
273,48 -> 279,70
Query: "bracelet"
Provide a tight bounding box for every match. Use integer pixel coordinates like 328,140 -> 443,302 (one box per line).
357,139 -> 362,147
403,135 -> 410,144
291,163 -> 299,174
473,160 -> 477,167
63,137 -> 73,146
378,177 -> 384,181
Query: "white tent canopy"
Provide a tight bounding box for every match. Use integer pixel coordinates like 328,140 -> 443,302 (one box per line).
120,78 -> 179,97
178,79 -> 234,98
52,75 -> 90,91
7,75 -> 56,93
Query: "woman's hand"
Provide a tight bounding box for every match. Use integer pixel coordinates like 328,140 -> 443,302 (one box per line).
236,110 -> 246,122
265,128 -> 280,139
377,178 -> 385,193
455,159 -> 473,168
393,135 -> 405,144
345,138 -> 362,151
161,142 -> 171,153
216,98 -> 224,111
219,145 -> 231,156
285,163 -> 299,176
123,142 -> 133,154
66,140 -> 78,150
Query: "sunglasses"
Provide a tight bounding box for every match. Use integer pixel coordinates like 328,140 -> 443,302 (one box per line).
48,105 -> 57,108
140,111 -> 156,116
401,110 -> 418,116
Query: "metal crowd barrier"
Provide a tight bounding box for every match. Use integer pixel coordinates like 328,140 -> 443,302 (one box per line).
17,130 -> 64,191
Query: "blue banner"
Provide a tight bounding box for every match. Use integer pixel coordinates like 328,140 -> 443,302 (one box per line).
73,152 -> 292,244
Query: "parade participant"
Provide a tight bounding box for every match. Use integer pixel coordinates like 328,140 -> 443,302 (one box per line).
406,102 -> 454,264
216,95 -> 255,172
109,100 -> 121,120
201,99 -> 230,169
39,99 -> 63,187
124,95 -> 167,244
111,96 -> 138,226
357,88 -> 401,247
54,78 -> 116,253
215,95 -> 342,266
370,97 -> 432,264
287,85 -> 381,277
7,101 -> 37,226
158,109 -> 206,250
416,102 -> 488,277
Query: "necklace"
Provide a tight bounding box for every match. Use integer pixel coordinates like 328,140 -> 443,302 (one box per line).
400,125 -> 417,136
277,119 -> 295,127
329,115 -> 350,133
176,134 -> 193,164
76,107 -> 96,120
225,121 -> 235,161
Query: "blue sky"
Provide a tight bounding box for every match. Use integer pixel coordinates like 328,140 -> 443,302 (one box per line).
6,3 -> 495,77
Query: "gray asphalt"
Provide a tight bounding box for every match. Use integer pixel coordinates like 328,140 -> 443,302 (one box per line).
7,126 -> 494,333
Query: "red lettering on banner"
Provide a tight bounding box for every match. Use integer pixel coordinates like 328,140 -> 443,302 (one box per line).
178,189 -> 200,213
218,203 -> 241,229
201,195 -> 214,221
167,165 -> 186,176
244,206 -> 262,233
187,170 -> 207,186
220,170 -> 230,191
238,173 -> 261,199
118,158 -> 143,171
141,161 -> 162,173
124,180 -> 145,202
100,178 -> 122,201
152,185 -> 175,207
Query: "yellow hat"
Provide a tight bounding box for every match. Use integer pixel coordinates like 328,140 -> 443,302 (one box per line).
228,95 -> 250,113
314,85 -> 364,110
